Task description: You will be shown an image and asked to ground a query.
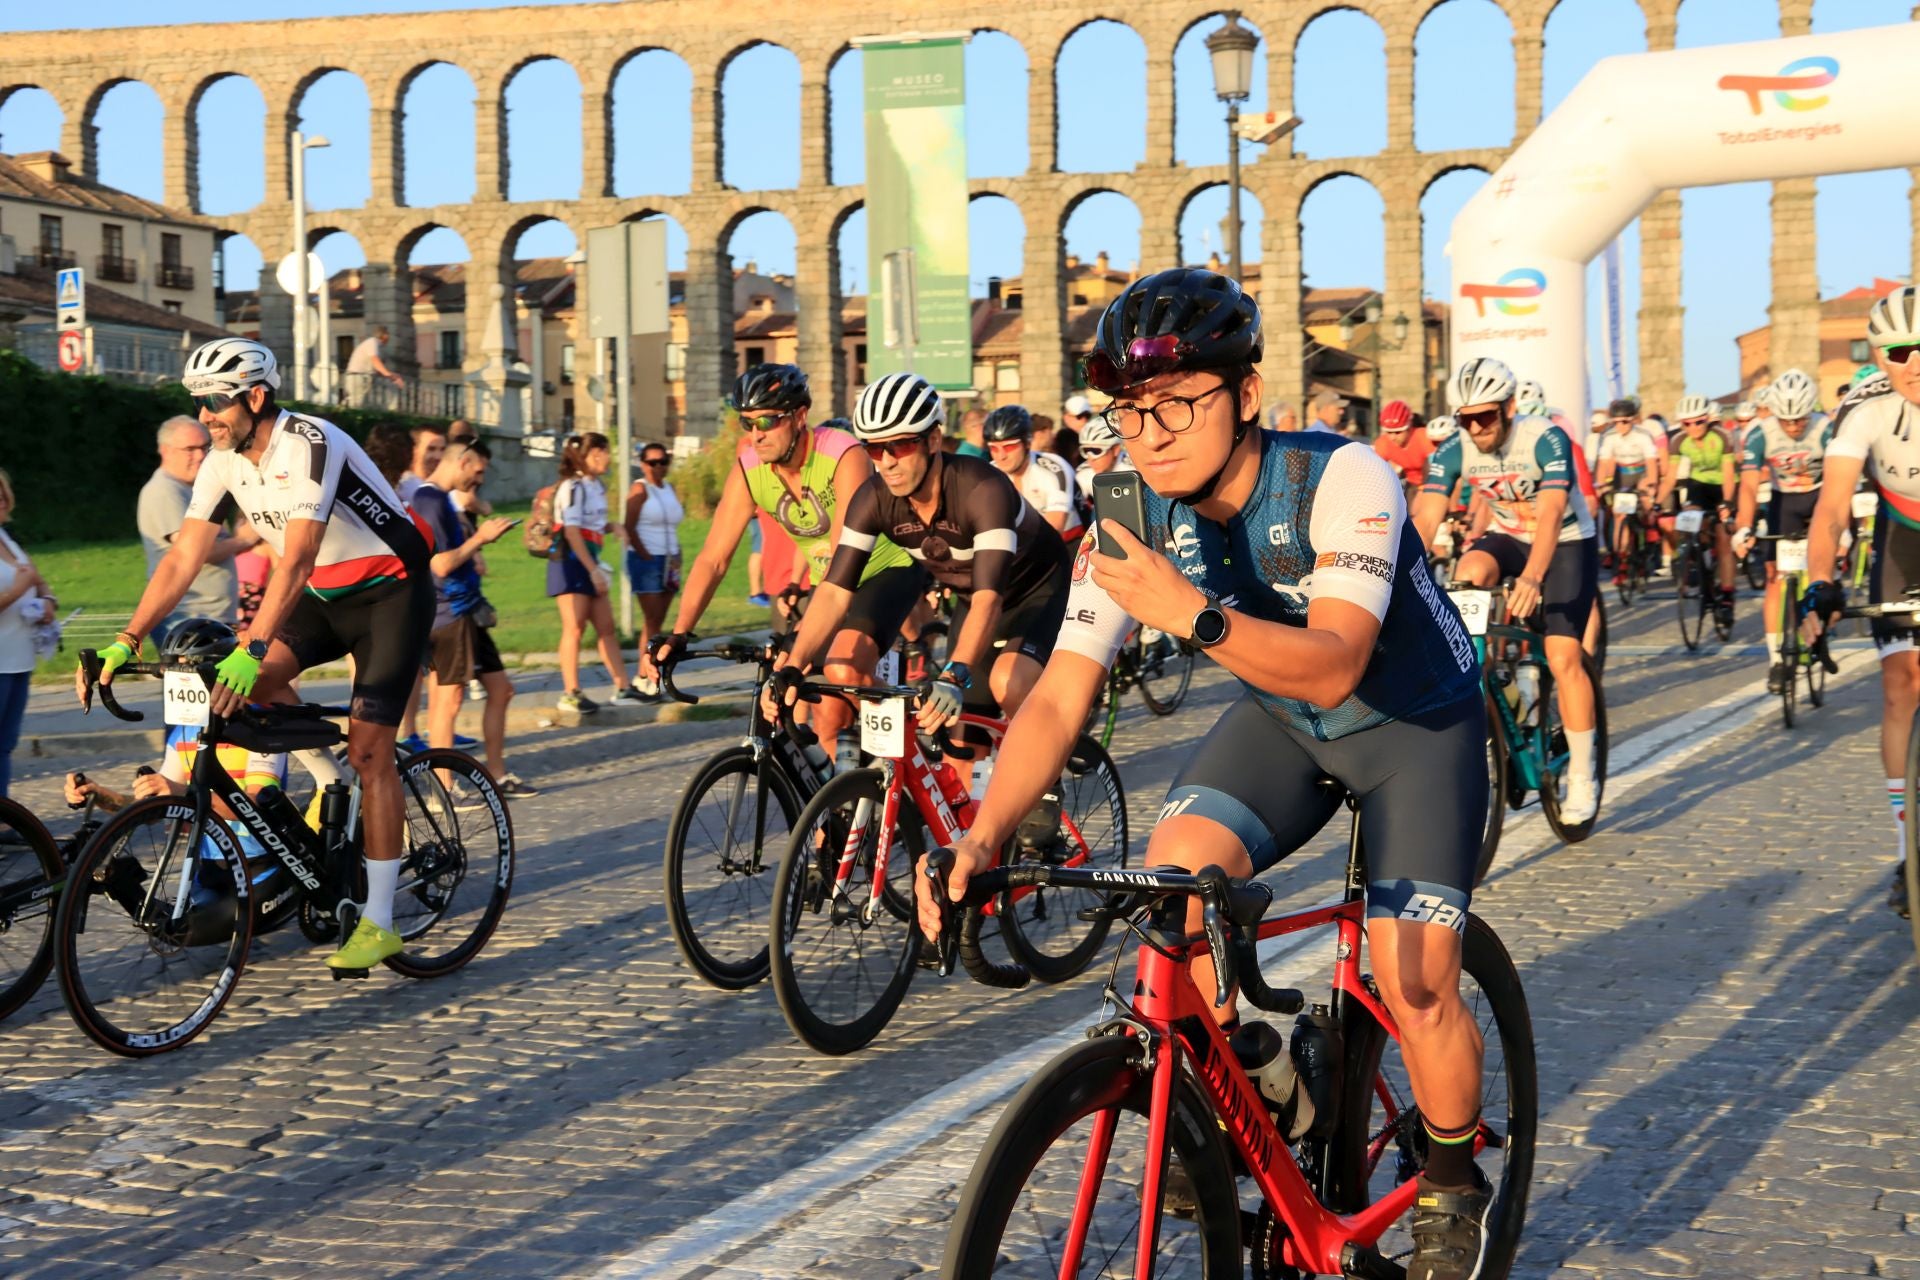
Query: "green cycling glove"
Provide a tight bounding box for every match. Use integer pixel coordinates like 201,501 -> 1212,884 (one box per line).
214,645 -> 262,698
93,640 -> 135,681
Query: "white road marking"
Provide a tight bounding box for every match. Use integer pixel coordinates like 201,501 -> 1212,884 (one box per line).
604,651 -> 1879,1278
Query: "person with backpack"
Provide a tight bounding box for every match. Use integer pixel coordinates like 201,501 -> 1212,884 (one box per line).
537,432 -> 641,714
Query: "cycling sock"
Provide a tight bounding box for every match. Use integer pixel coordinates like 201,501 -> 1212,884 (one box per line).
1765,631 -> 1782,661
363,857 -> 400,931
1422,1113 -> 1481,1188
1889,779 -> 1905,850
1566,728 -> 1597,787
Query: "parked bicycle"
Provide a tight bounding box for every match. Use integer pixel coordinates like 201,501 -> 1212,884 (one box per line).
927,776 -> 1536,1279
60,650 -> 513,1056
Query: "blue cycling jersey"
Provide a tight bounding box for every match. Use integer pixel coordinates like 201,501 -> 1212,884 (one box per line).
1057,430 -> 1480,741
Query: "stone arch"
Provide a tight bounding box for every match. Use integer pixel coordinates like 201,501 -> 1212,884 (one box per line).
1541,0 -> 1645,115
1293,8 -> 1387,158
1419,164 -> 1489,316
1061,188 -> 1141,289
1055,19 -> 1147,174
1177,180 -> 1265,271
827,44 -> 862,187
79,78 -> 163,199
968,29 -> 1029,178
188,72 -> 266,215
291,68 -> 372,211
397,60 -> 476,207
1172,13 -> 1269,168
215,230 -> 263,299
505,213 -> 579,265
395,222 -> 472,382
830,198 -> 866,398
716,205 -> 800,377
1413,0 -> 1513,151
610,48 -> 692,197
502,55 -> 583,202
969,192 -> 1026,297
718,41 -> 802,191
622,205 -> 692,270
1299,172 -> 1386,416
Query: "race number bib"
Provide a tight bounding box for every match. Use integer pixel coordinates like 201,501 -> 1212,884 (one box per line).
1611,491 -> 1639,515
1674,509 -> 1705,535
1758,482 -> 1774,504
1853,491 -> 1880,519
1451,589 -> 1492,636
1674,457 -> 1692,481
162,670 -> 211,728
1775,539 -> 1809,573
859,697 -> 907,760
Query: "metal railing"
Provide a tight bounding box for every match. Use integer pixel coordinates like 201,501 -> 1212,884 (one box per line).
34,245 -> 75,269
335,371 -> 466,420
157,263 -> 195,289
96,253 -> 137,283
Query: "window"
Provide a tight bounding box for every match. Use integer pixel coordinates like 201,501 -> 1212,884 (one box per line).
438,329 -> 463,370
745,345 -> 766,367
995,361 -> 1021,392
562,398 -> 576,430
38,215 -> 61,252
1852,338 -> 1872,363
102,224 -> 124,259
161,233 -> 182,267
665,342 -> 687,381
560,343 -> 576,384
163,300 -> 182,315
337,334 -> 355,370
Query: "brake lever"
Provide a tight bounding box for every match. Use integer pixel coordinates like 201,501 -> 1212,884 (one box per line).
924,848 -> 959,977
1195,865 -> 1236,1011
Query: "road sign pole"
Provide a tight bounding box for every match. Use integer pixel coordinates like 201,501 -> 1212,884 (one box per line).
291,130 -> 309,403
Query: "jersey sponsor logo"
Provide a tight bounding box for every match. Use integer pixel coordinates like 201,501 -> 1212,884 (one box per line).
1070,608 -> 1099,624
1072,534 -> 1094,583
1268,522 -> 1291,546
1354,511 -> 1390,534
345,484 -> 394,527
1397,893 -> 1466,933
1171,524 -> 1201,558
1157,792 -> 1201,823
1314,550 -> 1392,582
1269,577 -> 1312,608
1409,557 -> 1478,673
775,488 -> 830,538
272,470 -> 291,488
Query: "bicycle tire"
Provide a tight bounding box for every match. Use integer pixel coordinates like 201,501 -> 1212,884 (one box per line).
943,1034 -> 1242,1279
0,798 -> 62,1024
1804,633 -> 1828,709
1779,608 -> 1799,729
1474,694 -> 1509,886
1616,524 -> 1640,607
1541,651 -> 1609,844
1588,590 -> 1609,674
664,746 -> 804,989
1136,635 -> 1195,716
1326,914 -> 1537,1277
1904,711 -> 1920,965
54,797 -> 254,1057
1083,667 -> 1118,749
379,749 -> 514,979
1675,540 -> 1705,651
1000,735 -> 1129,984
769,767 -> 921,1055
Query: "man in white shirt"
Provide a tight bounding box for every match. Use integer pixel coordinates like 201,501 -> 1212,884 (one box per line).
136,415 -> 260,642
396,422 -> 447,504
345,325 -> 405,406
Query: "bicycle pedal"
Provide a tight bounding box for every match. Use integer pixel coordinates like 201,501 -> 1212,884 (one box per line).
330,966 -> 371,981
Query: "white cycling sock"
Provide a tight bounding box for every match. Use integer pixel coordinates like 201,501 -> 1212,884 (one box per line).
1765,631 -> 1782,661
363,858 -> 400,931
1890,779 -> 1907,855
1566,729 -> 1597,788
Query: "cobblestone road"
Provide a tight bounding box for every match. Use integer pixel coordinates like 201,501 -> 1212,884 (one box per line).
1,592 -> 1916,1279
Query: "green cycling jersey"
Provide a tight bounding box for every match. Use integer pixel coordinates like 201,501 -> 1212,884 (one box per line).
736,426 -> 912,584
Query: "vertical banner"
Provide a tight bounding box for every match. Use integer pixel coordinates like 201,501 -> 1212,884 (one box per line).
861,35 -> 971,389
1601,238 -> 1624,404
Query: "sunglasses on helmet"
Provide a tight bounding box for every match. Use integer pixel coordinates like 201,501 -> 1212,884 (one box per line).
1081,334 -> 1190,395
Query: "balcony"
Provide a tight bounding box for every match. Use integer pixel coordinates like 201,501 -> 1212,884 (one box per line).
96,254 -> 138,284
157,263 -> 195,290
34,245 -> 75,270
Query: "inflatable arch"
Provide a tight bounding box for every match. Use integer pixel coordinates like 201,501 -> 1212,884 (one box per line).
1447,22 -> 1920,436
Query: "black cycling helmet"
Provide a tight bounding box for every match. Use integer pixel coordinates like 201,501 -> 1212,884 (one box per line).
982,405 -> 1033,443
159,617 -> 238,665
731,363 -> 812,414
1083,268 -> 1263,395
817,416 -> 852,433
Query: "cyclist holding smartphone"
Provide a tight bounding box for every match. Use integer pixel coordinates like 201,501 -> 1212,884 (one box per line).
916,269 -> 1494,1280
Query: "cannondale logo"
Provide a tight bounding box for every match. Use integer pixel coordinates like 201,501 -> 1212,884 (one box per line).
1718,56 -> 1839,115
1460,268 -> 1547,318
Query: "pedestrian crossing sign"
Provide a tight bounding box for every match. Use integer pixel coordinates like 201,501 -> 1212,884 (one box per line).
56,267 -> 84,329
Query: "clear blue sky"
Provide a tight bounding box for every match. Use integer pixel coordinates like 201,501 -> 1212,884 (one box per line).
1,0 -> 1912,400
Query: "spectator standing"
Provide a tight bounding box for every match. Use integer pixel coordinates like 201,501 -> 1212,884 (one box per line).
414,443 -> 535,796
442,422 -> 494,519
1271,402 -> 1299,432
0,469 -> 52,798
345,325 -> 405,407
954,407 -> 988,458
397,422 -> 448,504
622,441 -> 685,698
745,519 -> 770,606
1307,389 -> 1348,435
550,432 -> 640,713
136,415 -> 259,643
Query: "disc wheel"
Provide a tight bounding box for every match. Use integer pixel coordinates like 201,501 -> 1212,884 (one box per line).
999,735 -> 1129,984
663,746 -> 802,989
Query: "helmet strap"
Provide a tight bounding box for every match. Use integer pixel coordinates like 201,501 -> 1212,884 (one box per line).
774,418 -> 806,468
233,396 -> 274,455
1183,378 -> 1255,507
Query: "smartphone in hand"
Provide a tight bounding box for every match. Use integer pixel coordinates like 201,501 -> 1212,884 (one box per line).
1091,471 -> 1148,560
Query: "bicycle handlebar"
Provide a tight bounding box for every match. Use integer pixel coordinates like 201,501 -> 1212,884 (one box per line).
654,640 -> 769,705
75,650 -> 349,724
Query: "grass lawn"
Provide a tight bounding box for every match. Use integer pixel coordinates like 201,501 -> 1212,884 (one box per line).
23,507 -> 767,682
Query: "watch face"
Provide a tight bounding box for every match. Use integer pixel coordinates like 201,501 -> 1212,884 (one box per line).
247,639 -> 270,660
1194,608 -> 1227,646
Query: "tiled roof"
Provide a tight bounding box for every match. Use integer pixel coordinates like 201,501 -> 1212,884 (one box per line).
0,152 -> 210,226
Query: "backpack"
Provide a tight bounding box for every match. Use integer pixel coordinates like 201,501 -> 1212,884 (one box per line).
524,483 -> 559,559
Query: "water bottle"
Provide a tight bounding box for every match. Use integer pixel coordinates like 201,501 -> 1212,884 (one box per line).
933,758 -> 973,817
969,751 -> 997,804
793,724 -> 834,786
1515,663 -> 1540,721
1291,1005 -> 1344,1143
834,736 -> 862,778
1230,1021 -> 1312,1143
319,782 -> 351,835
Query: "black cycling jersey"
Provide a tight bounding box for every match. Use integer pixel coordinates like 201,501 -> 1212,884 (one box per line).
826,453 -> 1065,601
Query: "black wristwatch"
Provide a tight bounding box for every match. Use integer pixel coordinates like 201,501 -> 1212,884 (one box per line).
245,638 -> 270,662
1188,605 -> 1229,649
941,661 -> 973,691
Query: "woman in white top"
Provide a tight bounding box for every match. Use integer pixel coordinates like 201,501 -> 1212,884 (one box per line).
548,433 -> 639,714
0,469 -> 55,797
622,441 -> 685,698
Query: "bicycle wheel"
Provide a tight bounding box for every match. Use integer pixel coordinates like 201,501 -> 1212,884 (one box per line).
54,798 -> 254,1056
1779,611 -> 1799,729
1675,539 -> 1705,651
664,746 -> 803,989
1904,710 -> 1920,964
0,799 -> 62,1023
1473,695 -> 1509,886
379,749 -> 513,978
1540,651 -> 1609,845
1324,914 -> 1537,1275
1744,546 -> 1767,590
1083,668 -> 1119,749
769,767 -> 921,1055
1000,735 -> 1130,984
1135,633 -> 1194,716
944,1034 -> 1242,1279
1803,618 -> 1828,709
1615,526 -> 1639,607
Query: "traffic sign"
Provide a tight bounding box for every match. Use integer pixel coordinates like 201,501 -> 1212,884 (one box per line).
56,329 -> 84,373
55,267 -> 84,330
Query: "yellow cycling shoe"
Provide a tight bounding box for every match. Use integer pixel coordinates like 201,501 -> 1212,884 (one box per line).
326,918 -> 403,976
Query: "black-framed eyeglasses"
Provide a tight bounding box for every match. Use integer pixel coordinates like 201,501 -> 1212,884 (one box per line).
1099,382 -> 1234,440
194,392 -> 241,414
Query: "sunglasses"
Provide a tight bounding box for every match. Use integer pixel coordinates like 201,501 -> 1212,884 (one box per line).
740,414 -> 792,434
642,456 -> 670,468
1080,445 -> 1111,460
1882,342 -> 1920,367
1082,334 -> 1189,395
986,439 -> 1026,453
194,392 -> 241,414
862,432 -> 932,461
1458,408 -> 1502,429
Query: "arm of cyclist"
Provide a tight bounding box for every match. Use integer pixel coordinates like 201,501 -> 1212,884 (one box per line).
915,652 -> 1108,942
1410,489 -> 1454,554
1507,488 -> 1568,620
1412,436 -> 1463,552
664,465 -> 759,646
80,517 -> 222,704
1802,454 -> 1866,641
1731,467 -> 1764,557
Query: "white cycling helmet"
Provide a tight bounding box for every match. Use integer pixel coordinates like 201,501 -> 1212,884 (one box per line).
1867,285 -> 1920,349
1425,414 -> 1458,443
1770,368 -> 1820,419
1450,357 -> 1517,410
853,371 -> 945,441
1734,400 -> 1758,422
183,337 -> 281,397
1674,394 -> 1710,422
1516,379 -> 1547,413
1079,410 -> 1121,450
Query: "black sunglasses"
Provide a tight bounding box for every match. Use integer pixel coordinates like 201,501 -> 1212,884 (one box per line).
643,456 -> 670,467
194,392 -> 241,414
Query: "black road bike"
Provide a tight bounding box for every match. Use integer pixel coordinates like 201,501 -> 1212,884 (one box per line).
59,651 -> 513,1056
0,787 -> 110,1023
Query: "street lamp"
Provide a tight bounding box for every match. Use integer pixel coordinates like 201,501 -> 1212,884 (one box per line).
1206,11 -> 1259,284
289,130 -> 329,402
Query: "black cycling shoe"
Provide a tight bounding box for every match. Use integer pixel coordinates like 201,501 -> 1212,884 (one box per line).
1408,1167 -> 1493,1280
1890,861 -> 1912,920
1766,662 -> 1787,694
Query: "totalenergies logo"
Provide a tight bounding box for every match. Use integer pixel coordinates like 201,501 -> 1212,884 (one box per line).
1460,268 -> 1546,318
1718,56 -> 1839,116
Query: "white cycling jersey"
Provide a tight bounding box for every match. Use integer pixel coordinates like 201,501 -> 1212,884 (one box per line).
1014,451 -> 1082,538
1076,448 -> 1133,500
184,410 -> 424,600
1827,391 -> 1920,525
1595,425 -> 1665,474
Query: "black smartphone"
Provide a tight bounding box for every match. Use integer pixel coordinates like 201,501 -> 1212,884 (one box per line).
1092,470 -> 1148,560
502,517 -> 524,530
